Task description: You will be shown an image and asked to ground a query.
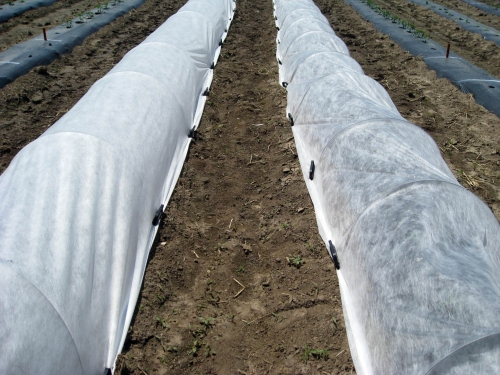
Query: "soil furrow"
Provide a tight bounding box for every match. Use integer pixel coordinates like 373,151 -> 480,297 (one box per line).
115,0 -> 354,373
366,0 -> 500,78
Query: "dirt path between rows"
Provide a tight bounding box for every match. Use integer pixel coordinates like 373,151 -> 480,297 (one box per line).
1,0 -> 499,373
116,0 -> 353,373
367,0 -> 500,78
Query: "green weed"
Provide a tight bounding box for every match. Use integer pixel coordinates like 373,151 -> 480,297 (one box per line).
302,345 -> 329,362
287,255 -> 303,268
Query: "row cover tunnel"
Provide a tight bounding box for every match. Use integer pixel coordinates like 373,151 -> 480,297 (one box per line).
274,0 -> 500,374
0,0 -> 235,373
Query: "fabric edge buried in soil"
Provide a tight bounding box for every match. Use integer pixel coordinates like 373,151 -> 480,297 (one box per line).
344,0 -> 500,119
0,0 -> 145,88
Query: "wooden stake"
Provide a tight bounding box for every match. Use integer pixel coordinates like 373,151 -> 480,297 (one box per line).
43,28 -> 48,41
446,43 -> 450,58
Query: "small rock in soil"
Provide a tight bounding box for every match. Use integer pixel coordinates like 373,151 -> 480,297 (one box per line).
31,92 -> 43,104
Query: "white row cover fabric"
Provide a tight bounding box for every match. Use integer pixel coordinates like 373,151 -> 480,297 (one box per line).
0,0 -> 235,373
274,0 -> 500,374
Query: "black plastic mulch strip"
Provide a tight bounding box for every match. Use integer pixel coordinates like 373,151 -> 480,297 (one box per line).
345,0 -> 500,118
0,0 -> 57,23
460,0 -> 500,17
409,0 -> 500,46
0,0 -> 144,88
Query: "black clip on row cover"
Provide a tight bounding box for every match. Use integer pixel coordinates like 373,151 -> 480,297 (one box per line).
309,160 -> 315,180
152,204 -> 164,226
328,240 -> 340,270
288,113 -> 294,126
188,126 -> 196,140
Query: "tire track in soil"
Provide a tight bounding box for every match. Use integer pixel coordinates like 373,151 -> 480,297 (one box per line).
363,0 -> 500,78
115,0 -> 354,374
317,0 -> 500,219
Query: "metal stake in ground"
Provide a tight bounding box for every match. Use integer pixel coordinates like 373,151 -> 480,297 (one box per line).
43,28 -> 47,41
446,42 -> 450,58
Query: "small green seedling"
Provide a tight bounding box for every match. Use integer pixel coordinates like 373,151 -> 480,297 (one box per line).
287,255 -> 303,268
95,3 -> 104,13
205,345 -> 216,357
65,19 -> 73,28
302,345 -> 329,362
199,316 -> 214,329
156,317 -> 167,328
188,340 -> 201,356
76,12 -> 85,23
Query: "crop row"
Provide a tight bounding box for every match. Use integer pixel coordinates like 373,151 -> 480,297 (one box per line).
363,0 -> 429,41
66,1 -> 124,28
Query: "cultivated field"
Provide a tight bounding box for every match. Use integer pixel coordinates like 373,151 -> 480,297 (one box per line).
1,0 -> 499,373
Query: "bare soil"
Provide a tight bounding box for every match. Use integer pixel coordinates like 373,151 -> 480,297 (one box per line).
0,0 -> 499,374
